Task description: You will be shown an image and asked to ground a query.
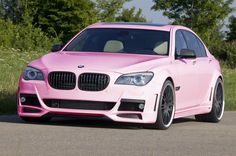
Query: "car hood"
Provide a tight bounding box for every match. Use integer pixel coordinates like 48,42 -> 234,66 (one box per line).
31,51 -> 168,73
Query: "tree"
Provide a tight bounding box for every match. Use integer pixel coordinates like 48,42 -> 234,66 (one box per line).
96,0 -> 146,22
227,16 -> 236,41
20,0 -> 98,42
1,0 -> 147,43
152,0 -> 234,44
116,7 -> 146,22
0,0 -> 20,23
96,0 -> 130,22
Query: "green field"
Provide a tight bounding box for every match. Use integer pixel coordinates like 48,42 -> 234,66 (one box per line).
223,68 -> 236,110
0,48 -> 45,114
0,48 -> 235,114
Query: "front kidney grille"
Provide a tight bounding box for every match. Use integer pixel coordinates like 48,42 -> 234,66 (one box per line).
48,72 -> 76,90
78,73 -> 110,91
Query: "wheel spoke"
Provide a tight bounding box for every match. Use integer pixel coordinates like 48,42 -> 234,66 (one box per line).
168,109 -> 172,118
161,85 -> 174,125
214,83 -> 223,118
166,112 -> 170,121
163,112 -> 167,123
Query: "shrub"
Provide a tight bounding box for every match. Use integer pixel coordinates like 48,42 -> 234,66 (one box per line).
209,41 -> 236,69
0,19 -> 59,51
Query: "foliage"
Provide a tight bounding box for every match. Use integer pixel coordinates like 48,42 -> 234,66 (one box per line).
152,0 -> 234,43
209,41 -> 236,68
18,0 -> 99,42
96,0 -> 146,23
96,0 -> 130,22
1,0 -> 147,43
0,19 -> 58,51
116,7 -> 146,22
227,16 -> 236,41
0,0 -> 20,23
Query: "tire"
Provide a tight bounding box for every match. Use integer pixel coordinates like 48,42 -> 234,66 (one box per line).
150,80 -> 176,130
20,116 -> 52,123
195,78 -> 224,122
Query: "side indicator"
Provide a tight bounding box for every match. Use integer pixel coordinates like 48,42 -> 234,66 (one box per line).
175,86 -> 181,91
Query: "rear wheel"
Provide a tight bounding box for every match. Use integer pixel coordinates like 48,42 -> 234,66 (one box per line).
151,80 -> 175,130
195,78 -> 224,122
20,116 -> 52,123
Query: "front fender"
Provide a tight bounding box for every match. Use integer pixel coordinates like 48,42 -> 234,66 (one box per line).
150,68 -> 175,95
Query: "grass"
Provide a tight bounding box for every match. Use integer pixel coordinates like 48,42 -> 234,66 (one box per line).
0,47 -> 45,114
223,68 -> 236,110
0,47 -> 235,114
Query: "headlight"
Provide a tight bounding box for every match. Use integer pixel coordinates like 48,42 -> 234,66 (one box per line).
115,72 -> 154,86
23,66 -> 44,80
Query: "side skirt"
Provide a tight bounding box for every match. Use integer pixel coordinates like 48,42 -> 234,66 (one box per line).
174,105 -> 211,119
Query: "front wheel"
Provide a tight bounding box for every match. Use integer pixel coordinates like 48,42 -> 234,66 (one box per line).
195,78 -> 224,122
151,80 -> 175,130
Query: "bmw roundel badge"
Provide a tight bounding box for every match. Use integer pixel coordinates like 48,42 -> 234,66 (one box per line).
78,65 -> 85,68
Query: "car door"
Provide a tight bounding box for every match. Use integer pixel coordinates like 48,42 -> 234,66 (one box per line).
173,30 -> 199,111
182,31 -> 214,105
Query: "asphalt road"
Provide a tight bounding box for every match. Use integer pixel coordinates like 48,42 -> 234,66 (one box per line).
0,112 -> 235,156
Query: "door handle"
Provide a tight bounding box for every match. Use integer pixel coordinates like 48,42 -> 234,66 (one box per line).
209,59 -> 212,63
192,60 -> 196,65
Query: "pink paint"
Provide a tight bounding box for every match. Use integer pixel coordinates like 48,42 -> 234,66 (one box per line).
17,23 -> 223,124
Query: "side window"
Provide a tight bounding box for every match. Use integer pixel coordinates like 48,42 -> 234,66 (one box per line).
196,37 -> 207,57
175,30 -> 187,56
182,30 -> 207,57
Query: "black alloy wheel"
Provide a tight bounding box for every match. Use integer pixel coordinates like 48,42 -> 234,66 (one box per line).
195,78 -> 224,122
149,80 -> 175,130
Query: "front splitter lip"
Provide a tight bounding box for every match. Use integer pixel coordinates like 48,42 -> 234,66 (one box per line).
18,104 -> 156,124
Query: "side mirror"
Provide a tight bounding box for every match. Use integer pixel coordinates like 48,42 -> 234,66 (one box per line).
51,44 -> 63,52
178,49 -> 196,59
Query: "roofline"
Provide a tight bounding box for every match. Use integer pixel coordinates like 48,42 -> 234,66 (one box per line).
87,22 -> 179,31
101,22 -> 169,27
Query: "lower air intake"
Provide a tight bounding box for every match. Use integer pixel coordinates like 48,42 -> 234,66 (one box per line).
44,99 -> 115,111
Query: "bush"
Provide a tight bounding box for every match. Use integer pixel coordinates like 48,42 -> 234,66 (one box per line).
0,19 -> 59,51
209,41 -> 236,68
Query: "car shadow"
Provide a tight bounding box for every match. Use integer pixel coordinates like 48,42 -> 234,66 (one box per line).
173,117 -> 197,124
0,115 -> 143,130
0,114 -> 198,130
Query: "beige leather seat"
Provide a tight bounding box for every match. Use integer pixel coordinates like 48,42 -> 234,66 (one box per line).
104,40 -> 124,52
153,41 -> 168,55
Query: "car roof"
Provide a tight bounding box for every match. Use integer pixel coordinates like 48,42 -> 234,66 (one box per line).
87,22 -> 189,32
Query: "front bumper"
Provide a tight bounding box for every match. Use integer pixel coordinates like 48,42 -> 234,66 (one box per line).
17,72 -> 161,124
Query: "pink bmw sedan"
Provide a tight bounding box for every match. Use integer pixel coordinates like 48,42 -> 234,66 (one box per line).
17,23 -> 224,129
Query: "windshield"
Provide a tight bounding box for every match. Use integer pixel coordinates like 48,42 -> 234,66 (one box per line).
64,28 -> 170,55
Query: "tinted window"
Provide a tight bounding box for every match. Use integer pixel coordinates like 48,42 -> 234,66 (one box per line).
196,37 -> 207,57
175,30 -> 187,56
64,28 -> 170,56
182,30 -> 206,57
